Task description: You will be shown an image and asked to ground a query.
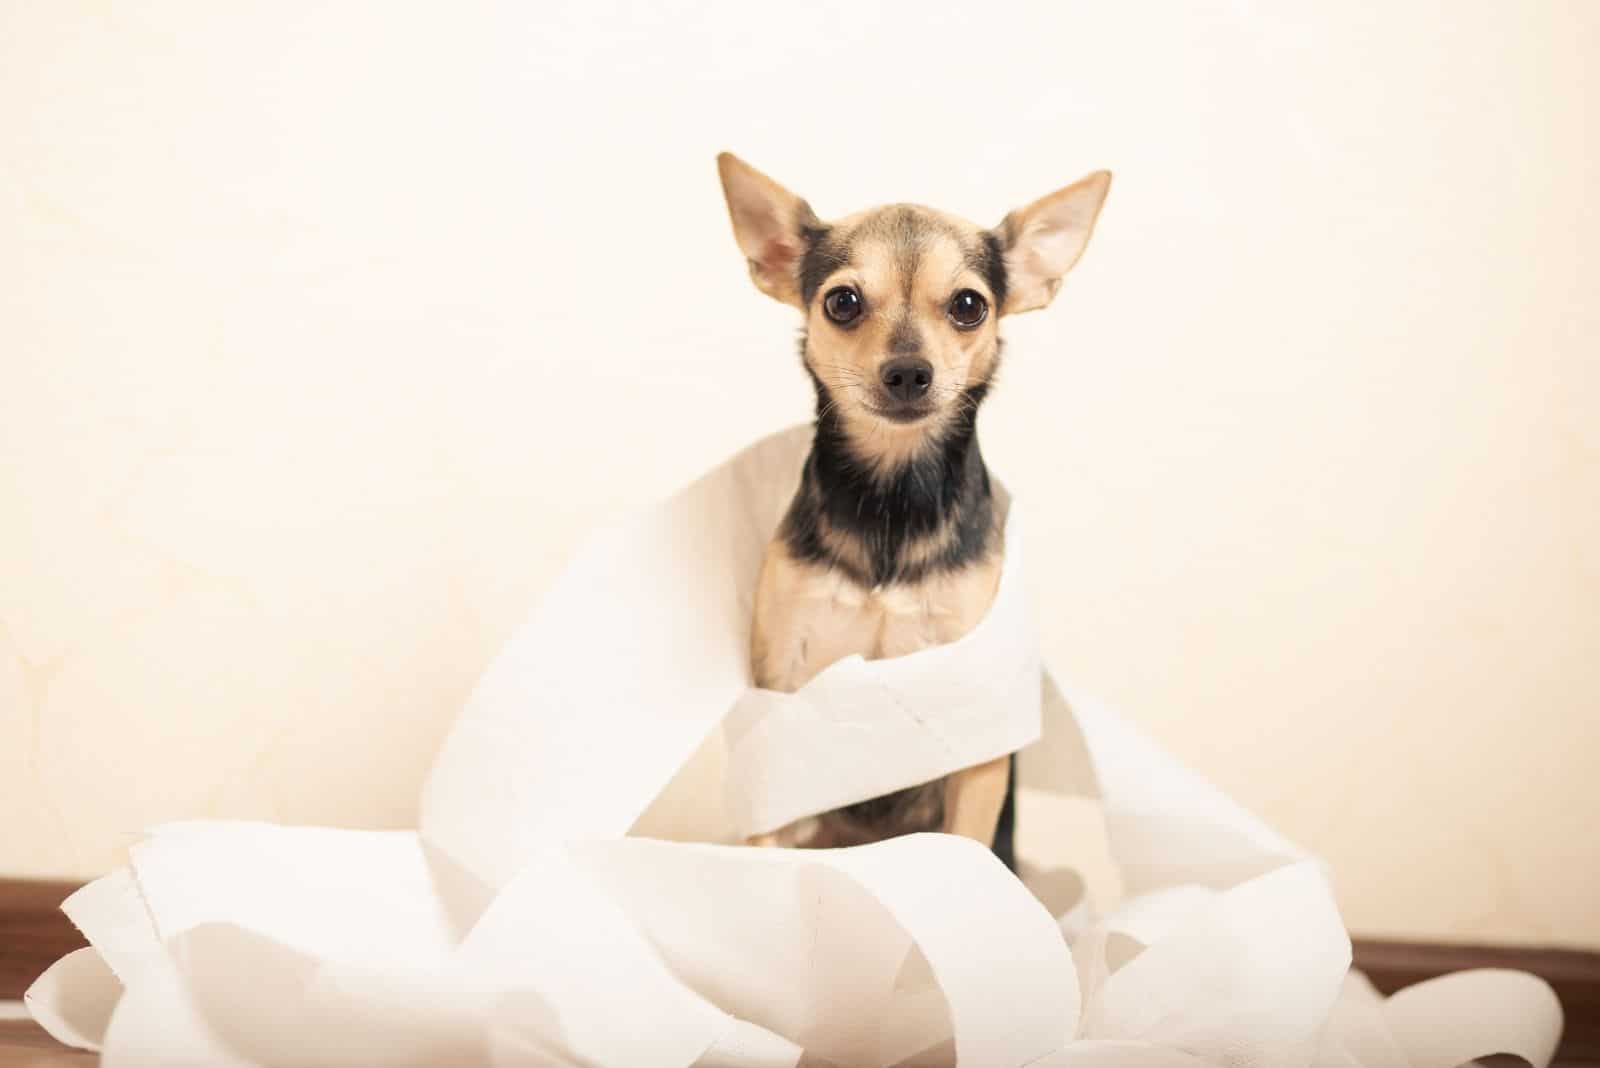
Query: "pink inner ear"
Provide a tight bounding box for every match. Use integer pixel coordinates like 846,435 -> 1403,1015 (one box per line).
761,238 -> 799,269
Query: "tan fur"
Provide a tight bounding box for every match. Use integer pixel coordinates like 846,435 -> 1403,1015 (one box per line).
801,212 -> 1001,474
750,535 -> 1002,695
718,153 -> 1110,853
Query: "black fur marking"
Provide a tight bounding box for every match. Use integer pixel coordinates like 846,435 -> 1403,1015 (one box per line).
991,753 -> 1017,870
781,337 -> 1001,589
973,231 -> 1009,309
799,224 -> 850,306
838,780 -> 944,837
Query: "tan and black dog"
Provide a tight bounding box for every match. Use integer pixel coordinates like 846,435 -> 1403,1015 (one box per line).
717,153 -> 1110,859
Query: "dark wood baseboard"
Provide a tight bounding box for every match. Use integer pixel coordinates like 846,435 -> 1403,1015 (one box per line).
0,881 -> 85,1003
1353,937 -> 1600,1061
3,879 -> 1597,1057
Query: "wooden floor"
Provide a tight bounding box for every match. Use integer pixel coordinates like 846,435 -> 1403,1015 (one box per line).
6,880 -> 1599,1065
0,1020 -> 91,1067
4,1014 -> 1598,1066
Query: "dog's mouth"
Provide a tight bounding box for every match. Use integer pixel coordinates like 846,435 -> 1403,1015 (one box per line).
867,401 -> 938,425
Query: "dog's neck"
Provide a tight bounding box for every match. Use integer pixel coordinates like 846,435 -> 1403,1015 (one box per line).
780,369 -> 996,589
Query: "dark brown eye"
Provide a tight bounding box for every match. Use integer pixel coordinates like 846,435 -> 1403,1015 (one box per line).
947,289 -> 988,329
823,286 -> 863,325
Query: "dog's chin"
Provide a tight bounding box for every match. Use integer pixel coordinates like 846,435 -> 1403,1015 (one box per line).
866,402 -> 939,426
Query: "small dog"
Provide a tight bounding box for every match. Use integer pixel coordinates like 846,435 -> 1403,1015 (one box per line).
717,153 -> 1110,857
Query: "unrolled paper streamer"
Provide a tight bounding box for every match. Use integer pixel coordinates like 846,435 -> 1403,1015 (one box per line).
26,425 -> 1563,1066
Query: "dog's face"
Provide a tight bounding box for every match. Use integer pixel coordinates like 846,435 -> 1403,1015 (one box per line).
717,153 -> 1110,466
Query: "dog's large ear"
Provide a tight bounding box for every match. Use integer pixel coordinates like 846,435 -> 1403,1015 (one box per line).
994,171 -> 1111,315
717,152 -> 818,308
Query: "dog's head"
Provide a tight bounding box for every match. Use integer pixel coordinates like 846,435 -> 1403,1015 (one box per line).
717,153 -> 1109,465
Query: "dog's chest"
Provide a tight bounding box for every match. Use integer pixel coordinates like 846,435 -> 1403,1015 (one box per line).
750,545 -> 1001,693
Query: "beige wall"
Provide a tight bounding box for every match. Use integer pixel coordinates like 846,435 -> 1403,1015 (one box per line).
2,2 -> 1596,947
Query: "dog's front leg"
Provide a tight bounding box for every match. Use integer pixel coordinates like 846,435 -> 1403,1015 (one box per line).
746,544 -> 878,849
940,755 -> 1010,845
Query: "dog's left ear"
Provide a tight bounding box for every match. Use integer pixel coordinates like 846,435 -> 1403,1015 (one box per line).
994,171 -> 1112,315
717,152 -> 818,308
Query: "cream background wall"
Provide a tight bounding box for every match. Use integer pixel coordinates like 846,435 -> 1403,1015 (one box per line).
2,2 -> 1596,948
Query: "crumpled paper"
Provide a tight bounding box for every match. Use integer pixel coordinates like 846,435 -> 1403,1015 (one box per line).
25,425 -> 1564,1066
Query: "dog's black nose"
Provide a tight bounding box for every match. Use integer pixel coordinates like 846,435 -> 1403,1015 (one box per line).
880,357 -> 933,403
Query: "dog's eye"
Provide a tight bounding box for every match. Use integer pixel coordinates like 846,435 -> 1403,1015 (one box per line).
822,286 -> 863,325
947,289 -> 988,329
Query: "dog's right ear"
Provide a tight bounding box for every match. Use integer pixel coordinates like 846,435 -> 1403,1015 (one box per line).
717,153 -> 817,308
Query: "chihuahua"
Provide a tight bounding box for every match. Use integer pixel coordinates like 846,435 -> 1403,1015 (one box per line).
717,153 -> 1110,857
